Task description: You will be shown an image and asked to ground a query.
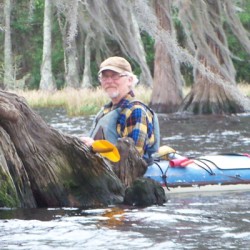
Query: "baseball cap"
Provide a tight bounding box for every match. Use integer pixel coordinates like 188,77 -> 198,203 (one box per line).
98,56 -> 132,74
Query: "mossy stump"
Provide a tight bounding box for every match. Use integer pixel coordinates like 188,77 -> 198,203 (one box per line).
0,90 -> 124,208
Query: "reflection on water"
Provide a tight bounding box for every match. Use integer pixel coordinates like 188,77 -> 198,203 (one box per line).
1,191 -> 250,249
1,108 -> 250,249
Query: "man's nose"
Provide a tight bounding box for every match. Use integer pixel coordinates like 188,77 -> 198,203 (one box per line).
104,76 -> 114,82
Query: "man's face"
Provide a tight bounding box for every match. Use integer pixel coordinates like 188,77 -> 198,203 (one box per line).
99,70 -> 133,102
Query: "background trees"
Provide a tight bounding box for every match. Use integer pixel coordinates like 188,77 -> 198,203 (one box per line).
0,0 -> 250,114
39,0 -> 56,91
150,0 -> 183,113
177,0 -> 250,113
3,0 -> 13,89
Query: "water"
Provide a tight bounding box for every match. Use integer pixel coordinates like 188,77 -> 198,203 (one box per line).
37,108 -> 250,157
1,108 -> 250,250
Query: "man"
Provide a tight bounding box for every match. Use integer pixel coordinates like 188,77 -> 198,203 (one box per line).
81,56 -> 160,162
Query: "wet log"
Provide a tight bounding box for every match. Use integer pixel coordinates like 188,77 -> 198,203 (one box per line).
124,177 -> 166,206
111,138 -> 167,206
0,90 -> 124,208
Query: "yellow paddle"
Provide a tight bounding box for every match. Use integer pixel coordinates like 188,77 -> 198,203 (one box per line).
91,140 -> 120,162
91,140 -> 177,162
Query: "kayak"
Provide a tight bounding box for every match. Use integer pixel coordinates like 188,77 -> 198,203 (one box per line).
92,140 -> 250,193
144,153 -> 250,193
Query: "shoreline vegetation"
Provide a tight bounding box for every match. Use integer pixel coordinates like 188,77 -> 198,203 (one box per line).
13,83 -> 250,116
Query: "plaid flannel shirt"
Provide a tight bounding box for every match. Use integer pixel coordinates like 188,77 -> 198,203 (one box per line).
102,91 -> 155,156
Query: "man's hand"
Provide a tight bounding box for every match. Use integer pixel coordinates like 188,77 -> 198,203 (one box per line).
80,136 -> 94,146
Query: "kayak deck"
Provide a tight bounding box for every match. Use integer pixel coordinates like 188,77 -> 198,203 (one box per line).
144,154 -> 250,193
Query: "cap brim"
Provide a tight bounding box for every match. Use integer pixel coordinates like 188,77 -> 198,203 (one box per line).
98,66 -> 124,74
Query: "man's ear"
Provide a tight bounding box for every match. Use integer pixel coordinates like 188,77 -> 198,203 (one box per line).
128,76 -> 133,87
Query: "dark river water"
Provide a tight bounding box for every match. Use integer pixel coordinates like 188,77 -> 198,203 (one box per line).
1,108 -> 250,250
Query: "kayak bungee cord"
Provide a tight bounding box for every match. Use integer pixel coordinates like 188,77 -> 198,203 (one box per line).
193,158 -> 248,181
153,161 -> 170,190
192,159 -> 216,175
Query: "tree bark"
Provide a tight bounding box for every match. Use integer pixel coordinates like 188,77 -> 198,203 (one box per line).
0,126 -> 36,207
3,0 -> 13,89
178,0 -> 250,114
0,90 -> 124,208
64,39 -> 80,88
150,0 -> 183,113
57,5 -> 80,89
112,138 -> 148,188
81,33 -> 93,88
179,80 -> 245,114
40,0 -> 56,91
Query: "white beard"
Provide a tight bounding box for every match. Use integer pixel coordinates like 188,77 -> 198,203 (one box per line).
107,90 -> 119,99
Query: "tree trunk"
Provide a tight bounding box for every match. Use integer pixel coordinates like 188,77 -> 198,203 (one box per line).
64,39 -> 80,88
3,0 -> 13,90
81,33 -> 93,88
57,6 -> 80,89
0,90 -> 124,208
40,0 -> 56,91
0,126 -> 36,207
178,0 -> 250,114
150,0 -> 183,113
179,80 -> 245,114
112,138 -> 148,188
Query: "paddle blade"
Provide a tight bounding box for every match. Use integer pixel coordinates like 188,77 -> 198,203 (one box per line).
92,140 -> 120,162
92,140 -> 115,153
99,147 -> 120,162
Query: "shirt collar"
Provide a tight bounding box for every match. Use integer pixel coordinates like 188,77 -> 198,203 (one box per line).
104,90 -> 135,110
116,90 -> 135,109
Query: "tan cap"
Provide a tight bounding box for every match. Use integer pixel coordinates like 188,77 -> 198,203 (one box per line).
98,56 -> 132,74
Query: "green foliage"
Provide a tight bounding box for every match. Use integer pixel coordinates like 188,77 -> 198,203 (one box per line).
10,0 -> 44,89
29,33 -> 43,89
9,0 -> 66,89
173,10 -> 194,86
51,23 -> 65,89
3,0 -> 250,91
126,32 -> 155,81
180,64 -> 193,86
230,37 -> 250,83
239,0 -> 250,27
90,61 -> 100,87
226,1 -> 250,83
141,32 -> 155,75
